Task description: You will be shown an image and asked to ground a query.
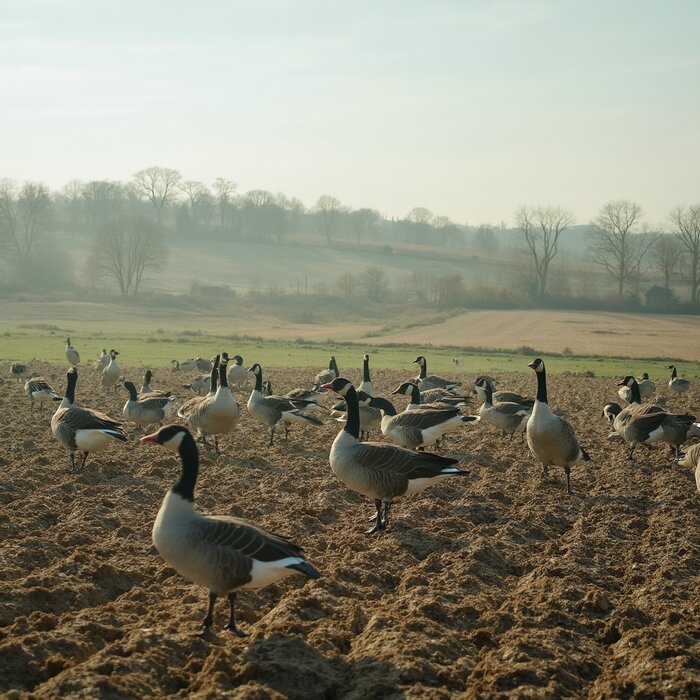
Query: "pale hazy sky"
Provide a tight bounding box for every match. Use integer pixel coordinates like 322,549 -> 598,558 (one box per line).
2,0 -> 699,226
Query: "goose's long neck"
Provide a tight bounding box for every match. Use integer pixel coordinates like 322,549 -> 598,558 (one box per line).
125,383 -> 138,401
484,384 -> 494,407
208,365 -> 218,394
370,396 -> 397,416
409,384 -> 421,406
419,361 -> 427,379
219,362 -> 230,392
253,368 -> 263,393
363,357 -> 370,382
535,367 -> 548,404
343,386 -> 361,439
671,366 -> 678,379
629,380 -> 642,404
62,373 -> 77,406
172,434 -> 199,502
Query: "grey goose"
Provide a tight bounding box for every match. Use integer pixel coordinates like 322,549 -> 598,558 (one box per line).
24,377 -> 62,412
93,348 -> 110,371
322,377 -> 469,533
613,375 -> 695,460
141,424 -> 320,636
419,387 -> 472,408
314,356 -> 340,387
526,358 -> 590,495
180,354 -> 239,455
413,355 -> 461,392
247,364 -> 323,446
391,381 -> 469,412
10,363 -> 29,382
122,381 -> 175,427
668,365 -> 691,393
51,367 -> 128,472
65,337 -> 80,366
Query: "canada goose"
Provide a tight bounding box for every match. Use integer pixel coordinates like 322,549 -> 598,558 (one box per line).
322,377 -> 469,533
476,382 -> 531,439
92,349 -> 110,371
141,424 -> 320,635
473,377 -> 533,407
182,354 -> 239,455
357,354 -> 374,396
613,376 -> 695,459
10,363 -> 29,382
195,356 -> 213,373
677,442 -> 700,493
65,337 -> 80,366
314,356 -> 339,387
413,356 -> 461,392
101,350 -> 121,393
139,370 -> 172,398
247,364 -> 323,446
602,402 -> 624,442
24,377 -> 62,412
391,382 -> 464,411
226,355 -> 247,387
526,358 -> 590,495
362,392 -> 478,451
52,367 -> 128,471
668,365 -> 691,393
123,381 -> 175,427
261,379 -> 324,411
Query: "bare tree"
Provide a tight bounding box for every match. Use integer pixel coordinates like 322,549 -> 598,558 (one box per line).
212,177 -> 237,233
651,233 -> 682,293
360,265 -> 389,302
132,167 -> 181,225
515,206 -> 574,298
669,205 -> 700,302
590,200 -> 654,297
315,194 -> 343,245
406,207 -> 433,225
87,215 -> 167,295
0,179 -> 52,277
62,179 -> 83,237
179,181 -> 210,233
349,208 -> 380,247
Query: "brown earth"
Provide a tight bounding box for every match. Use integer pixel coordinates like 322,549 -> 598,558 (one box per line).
1,363 -> 699,699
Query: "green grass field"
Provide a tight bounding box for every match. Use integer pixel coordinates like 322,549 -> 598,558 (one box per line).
1,319 -> 697,380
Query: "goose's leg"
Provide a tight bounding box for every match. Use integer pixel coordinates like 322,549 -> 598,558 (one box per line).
627,444 -> 637,460
268,427 -> 275,447
224,592 -> 248,637
565,466 -> 572,495
284,423 -> 289,442
382,501 -> 392,529
542,463 -> 549,479
79,452 -> 89,471
70,453 -> 76,472
201,591 -> 217,635
213,436 -> 220,455
366,499 -> 386,534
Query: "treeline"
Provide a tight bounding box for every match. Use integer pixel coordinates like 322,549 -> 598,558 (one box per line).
0,167 -> 699,312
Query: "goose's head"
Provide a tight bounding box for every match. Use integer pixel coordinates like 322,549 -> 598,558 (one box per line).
363,353 -> 369,362
141,424 -> 190,451
321,377 -> 354,397
392,382 -> 417,396
220,352 -> 229,366
528,358 -> 545,373
617,375 -> 637,388
110,349 -> 119,357
144,370 -> 153,383
123,380 -> 137,393
603,402 -> 622,422
413,355 -> 426,366
642,372 -> 650,380
247,363 -> 262,376
233,355 -> 243,365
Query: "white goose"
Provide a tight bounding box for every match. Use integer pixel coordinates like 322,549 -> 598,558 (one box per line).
101,349 -> 121,393
65,337 -> 80,366
141,424 -> 320,636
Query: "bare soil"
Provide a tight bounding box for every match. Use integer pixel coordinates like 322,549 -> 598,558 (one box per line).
1,364 -> 699,698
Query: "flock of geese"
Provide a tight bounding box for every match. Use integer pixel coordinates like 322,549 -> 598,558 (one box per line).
10,339 -> 700,635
